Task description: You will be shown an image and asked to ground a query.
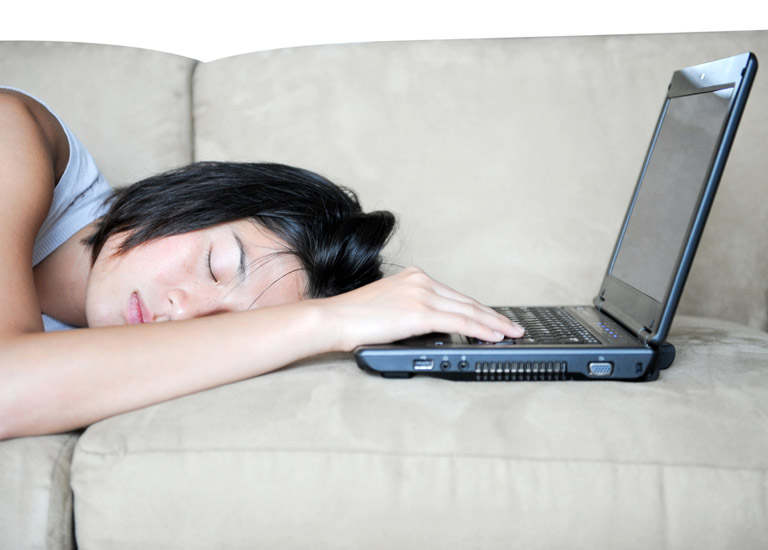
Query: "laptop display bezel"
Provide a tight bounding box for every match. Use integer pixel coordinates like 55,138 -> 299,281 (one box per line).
595,52 -> 757,347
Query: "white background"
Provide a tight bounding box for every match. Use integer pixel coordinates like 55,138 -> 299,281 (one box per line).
3,0 -> 768,61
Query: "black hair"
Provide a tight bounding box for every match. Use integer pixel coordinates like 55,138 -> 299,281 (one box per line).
86,161 -> 396,298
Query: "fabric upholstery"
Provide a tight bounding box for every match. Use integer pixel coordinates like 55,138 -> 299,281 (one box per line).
71,316 -> 768,549
0,32 -> 766,549
0,41 -> 197,187
193,31 -> 768,331
0,41 -> 196,550
0,433 -> 79,550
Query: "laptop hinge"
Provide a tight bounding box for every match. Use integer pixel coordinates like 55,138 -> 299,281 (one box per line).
638,326 -> 653,346
595,289 -> 606,312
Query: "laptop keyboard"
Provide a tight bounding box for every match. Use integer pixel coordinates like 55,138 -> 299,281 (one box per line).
478,306 -> 600,345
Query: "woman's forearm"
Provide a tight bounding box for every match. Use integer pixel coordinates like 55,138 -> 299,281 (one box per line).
0,268 -> 522,440
0,301 -> 330,439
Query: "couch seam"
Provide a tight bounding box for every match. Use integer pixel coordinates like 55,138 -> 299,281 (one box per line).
72,445 -> 768,474
188,58 -> 200,162
46,432 -> 81,550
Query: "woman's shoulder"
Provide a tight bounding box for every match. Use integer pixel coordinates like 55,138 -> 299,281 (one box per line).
0,88 -> 70,183
0,90 -> 65,333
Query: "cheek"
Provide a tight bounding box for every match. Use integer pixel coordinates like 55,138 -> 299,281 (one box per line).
83,244 -> 137,327
138,237 -> 199,280
84,235 -> 202,326
84,252 -> 125,327
84,274 -> 117,327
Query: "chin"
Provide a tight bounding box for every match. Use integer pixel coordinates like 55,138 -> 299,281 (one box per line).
84,304 -> 122,328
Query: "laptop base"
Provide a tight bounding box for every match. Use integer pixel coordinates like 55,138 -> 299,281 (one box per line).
371,341 -> 675,382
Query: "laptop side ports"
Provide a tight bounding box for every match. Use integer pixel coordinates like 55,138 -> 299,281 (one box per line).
588,361 -> 614,377
413,359 -> 435,371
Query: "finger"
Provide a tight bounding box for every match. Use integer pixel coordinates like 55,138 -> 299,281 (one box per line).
421,292 -> 524,339
432,310 -> 514,343
394,267 -> 524,338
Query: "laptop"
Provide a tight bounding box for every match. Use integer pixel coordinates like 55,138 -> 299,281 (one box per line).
354,52 -> 758,382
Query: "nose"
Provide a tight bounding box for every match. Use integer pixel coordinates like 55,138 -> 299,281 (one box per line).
166,288 -> 229,321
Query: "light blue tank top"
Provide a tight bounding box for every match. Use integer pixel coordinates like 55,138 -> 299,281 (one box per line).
3,88 -> 113,331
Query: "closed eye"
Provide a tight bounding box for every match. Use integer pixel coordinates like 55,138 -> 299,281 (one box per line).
206,250 -> 218,283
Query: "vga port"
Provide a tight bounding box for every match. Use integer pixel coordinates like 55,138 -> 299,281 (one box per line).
588,361 -> 614,377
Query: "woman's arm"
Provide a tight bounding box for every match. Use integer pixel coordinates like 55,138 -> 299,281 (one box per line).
1,271 -> 520,440
0,91 -> 61,335
0,91 -> 521,440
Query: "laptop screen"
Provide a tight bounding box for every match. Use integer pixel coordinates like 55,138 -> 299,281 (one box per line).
597,52 -> 756,345
609,86 -> 733,302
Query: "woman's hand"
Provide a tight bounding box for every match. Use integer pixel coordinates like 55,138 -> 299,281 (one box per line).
319,267 -> 524,351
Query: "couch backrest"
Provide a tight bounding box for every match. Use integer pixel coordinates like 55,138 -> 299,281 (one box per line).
3,33 -> 766,331
194,31 -> 768,331
0,41 -> 196,188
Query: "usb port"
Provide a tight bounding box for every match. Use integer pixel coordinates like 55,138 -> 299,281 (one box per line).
588,361 -> 614,377
413,359 -> 435,371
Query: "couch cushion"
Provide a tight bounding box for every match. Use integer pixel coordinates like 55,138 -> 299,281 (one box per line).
70,316 -> 768,549
0,40 -> 199,549
0,432 -> 79,550
192,32 -> 768,331
0,41 -> 197,187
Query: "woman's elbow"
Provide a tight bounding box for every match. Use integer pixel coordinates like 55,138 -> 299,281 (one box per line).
0,367 -> 41,441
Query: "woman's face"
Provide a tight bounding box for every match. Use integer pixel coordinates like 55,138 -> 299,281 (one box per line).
85,220 -> 306,327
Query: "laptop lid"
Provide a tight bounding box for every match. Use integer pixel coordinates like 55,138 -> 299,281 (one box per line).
594,53 -> 757,347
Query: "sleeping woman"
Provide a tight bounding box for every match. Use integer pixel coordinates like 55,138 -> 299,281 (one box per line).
0,88 -> 523,440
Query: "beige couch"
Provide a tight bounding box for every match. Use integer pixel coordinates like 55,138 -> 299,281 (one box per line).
2,31 -> 767,549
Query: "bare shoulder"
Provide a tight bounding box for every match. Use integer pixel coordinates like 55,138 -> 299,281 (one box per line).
0,91 -> 60,233
0,90 -> 69,181
0,90 -> 65,334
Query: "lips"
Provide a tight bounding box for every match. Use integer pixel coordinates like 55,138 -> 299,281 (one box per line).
127,292 -> 151,324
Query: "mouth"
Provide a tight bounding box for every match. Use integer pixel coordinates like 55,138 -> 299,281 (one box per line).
127,292 -> 151,324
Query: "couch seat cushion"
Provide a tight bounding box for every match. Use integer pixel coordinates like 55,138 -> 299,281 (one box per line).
0,432 -> 80,550
71,316 -> 768,549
